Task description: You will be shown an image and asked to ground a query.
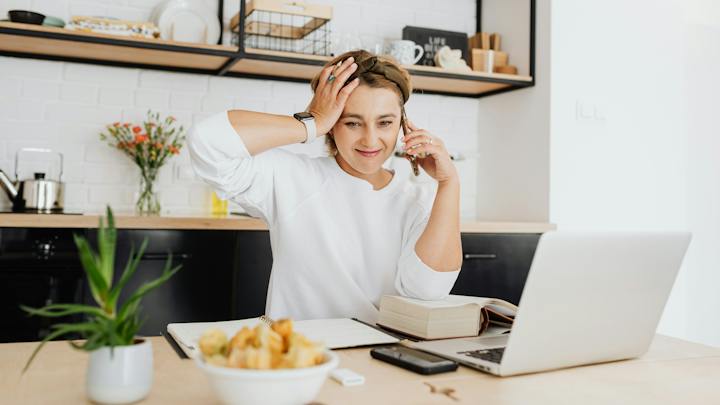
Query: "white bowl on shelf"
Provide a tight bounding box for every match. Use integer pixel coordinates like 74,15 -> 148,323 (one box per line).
194,350 -> 339,405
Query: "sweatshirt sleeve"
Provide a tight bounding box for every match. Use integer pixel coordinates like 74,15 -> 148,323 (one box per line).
394,210 -> 461,301
188,111 -> 324,226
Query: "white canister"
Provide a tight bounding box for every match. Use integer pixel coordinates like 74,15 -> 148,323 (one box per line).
384,40 -> 424,65
86,339 -> 153,404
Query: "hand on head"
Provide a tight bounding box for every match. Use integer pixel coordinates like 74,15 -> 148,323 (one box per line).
307,57 -> 361,136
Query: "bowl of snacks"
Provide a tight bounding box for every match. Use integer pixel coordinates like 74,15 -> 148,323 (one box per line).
194,319 -> 339,405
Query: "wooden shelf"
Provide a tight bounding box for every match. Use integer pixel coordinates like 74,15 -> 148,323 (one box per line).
0,22 -> 533,97
232,48 -> 533,96
228,48 -> 330,81
406,64 -> 532,96
0,22 -> 238,73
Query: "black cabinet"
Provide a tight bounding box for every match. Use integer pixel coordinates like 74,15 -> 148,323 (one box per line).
451,233 -> 541,305
232,230 -> 273,319
1,226 -> 541,343
84,229 -> 239,336
1,227 -> 241,341
0,228 -> 85,343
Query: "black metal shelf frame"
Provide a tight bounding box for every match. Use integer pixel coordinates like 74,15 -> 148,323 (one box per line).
0,0 -> 536,98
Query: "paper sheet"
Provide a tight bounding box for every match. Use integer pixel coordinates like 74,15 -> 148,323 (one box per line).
167,318 -> 399,358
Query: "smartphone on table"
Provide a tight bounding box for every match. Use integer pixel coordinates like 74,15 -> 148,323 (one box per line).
370,345 -> 458,375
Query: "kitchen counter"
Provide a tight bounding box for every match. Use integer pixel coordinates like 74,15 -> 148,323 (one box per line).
2,334 -> 719,404
0,213 -> 556,233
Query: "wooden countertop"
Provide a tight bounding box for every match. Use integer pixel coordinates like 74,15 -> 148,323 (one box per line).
2,334 -> 719,404
0,213 -> 556,233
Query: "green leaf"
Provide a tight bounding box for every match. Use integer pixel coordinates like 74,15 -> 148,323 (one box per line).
73,234 -> 109,307
97,206 -> 117,290
23,327 -> 73,373
20,303 -> 108,319
81,336 -> 106,352
23,322 -> 101,372
50,321 -> 104,334
118,255 -> 181,321
107,238 -> 148,313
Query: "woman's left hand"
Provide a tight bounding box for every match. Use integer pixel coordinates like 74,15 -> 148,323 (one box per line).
402,121 -> 459,185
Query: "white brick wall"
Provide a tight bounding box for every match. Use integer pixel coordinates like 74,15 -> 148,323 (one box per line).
0,0 -> 481,218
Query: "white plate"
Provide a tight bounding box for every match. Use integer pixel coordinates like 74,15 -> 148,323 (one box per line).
154,0 -> 220,45
150,0 -> 171,25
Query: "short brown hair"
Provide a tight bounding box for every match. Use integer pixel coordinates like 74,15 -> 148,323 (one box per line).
310,50 -> 412,155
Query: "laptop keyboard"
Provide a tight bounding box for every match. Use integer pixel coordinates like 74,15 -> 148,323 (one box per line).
457,347 -> 505,364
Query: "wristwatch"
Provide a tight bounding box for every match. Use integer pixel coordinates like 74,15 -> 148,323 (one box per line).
293,112 -> 317,144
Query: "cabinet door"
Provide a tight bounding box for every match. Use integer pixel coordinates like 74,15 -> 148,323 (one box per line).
232,230 -> 273,319
0,228 -> 85,343
85,229 -> 237,336
451,233 -> 541,305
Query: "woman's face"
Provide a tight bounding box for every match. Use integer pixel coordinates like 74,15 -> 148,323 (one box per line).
331,85 -> 402,175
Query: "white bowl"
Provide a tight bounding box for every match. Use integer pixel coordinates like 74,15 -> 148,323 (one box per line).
194,351 -> 339,405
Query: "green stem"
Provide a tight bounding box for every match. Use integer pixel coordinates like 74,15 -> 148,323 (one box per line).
136,167 -> 160,215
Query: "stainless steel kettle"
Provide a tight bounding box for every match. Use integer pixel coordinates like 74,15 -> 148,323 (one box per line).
0,148 -> 65,213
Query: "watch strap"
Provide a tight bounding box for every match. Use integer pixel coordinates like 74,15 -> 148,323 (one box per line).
293,112 -> 317,144
300,115 -> 317,144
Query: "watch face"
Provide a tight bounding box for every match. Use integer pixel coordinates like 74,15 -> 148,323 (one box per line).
294,112 -> 313,121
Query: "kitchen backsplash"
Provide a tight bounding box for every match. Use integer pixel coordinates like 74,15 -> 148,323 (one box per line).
0,0 -> 480,218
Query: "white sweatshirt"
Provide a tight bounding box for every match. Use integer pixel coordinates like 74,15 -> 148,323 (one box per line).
189,111 -> 460,323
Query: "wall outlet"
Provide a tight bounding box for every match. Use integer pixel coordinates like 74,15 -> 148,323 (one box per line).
576,100 -> 607,123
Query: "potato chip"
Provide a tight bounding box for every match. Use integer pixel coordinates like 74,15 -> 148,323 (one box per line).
229,326 -> 255,351
198,328 -> 228,357
271,318 -> 294,350
202,319 -> 325,370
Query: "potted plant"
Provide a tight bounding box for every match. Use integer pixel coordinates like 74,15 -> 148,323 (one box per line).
22,206 -> 181,404
100,111 -> 186,215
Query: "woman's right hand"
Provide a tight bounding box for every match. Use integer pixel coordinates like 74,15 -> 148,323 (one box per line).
307,57 -> 360,136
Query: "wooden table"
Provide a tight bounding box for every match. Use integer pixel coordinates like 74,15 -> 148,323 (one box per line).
3,335 -> 719,404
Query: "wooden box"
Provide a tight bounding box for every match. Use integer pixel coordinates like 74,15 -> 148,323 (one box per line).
471,49 -> 508,72
469,32 -> 502,51
468,32 -> 491,50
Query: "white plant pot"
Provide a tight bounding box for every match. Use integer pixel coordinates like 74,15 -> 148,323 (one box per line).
86,338 -> 153,404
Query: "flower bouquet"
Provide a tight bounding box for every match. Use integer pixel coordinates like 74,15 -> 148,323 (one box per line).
100,111 -> 185,215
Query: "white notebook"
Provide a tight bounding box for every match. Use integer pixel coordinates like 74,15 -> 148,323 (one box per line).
167,317 -> 399,358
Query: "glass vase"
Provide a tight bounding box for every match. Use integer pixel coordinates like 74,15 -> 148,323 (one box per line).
136,169 -> 160,215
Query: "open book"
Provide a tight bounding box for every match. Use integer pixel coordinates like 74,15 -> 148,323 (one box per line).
378,295 -> 517,340
167,318 -> 400,358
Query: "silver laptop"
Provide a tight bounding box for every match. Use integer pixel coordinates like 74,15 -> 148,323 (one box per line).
411,231 -> 691,377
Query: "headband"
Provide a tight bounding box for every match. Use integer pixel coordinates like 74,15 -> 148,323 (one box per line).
346,56 -> 410,104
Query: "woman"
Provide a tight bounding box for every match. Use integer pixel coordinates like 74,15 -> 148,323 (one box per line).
189,50 -> 462,323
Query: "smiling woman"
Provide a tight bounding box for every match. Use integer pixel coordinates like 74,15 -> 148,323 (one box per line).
188,50 -> 462,323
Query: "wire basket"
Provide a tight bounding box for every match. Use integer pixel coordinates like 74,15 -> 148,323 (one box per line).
231,0 -> 332,56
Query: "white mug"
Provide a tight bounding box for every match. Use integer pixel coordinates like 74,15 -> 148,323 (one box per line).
384,40 -> 424,65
